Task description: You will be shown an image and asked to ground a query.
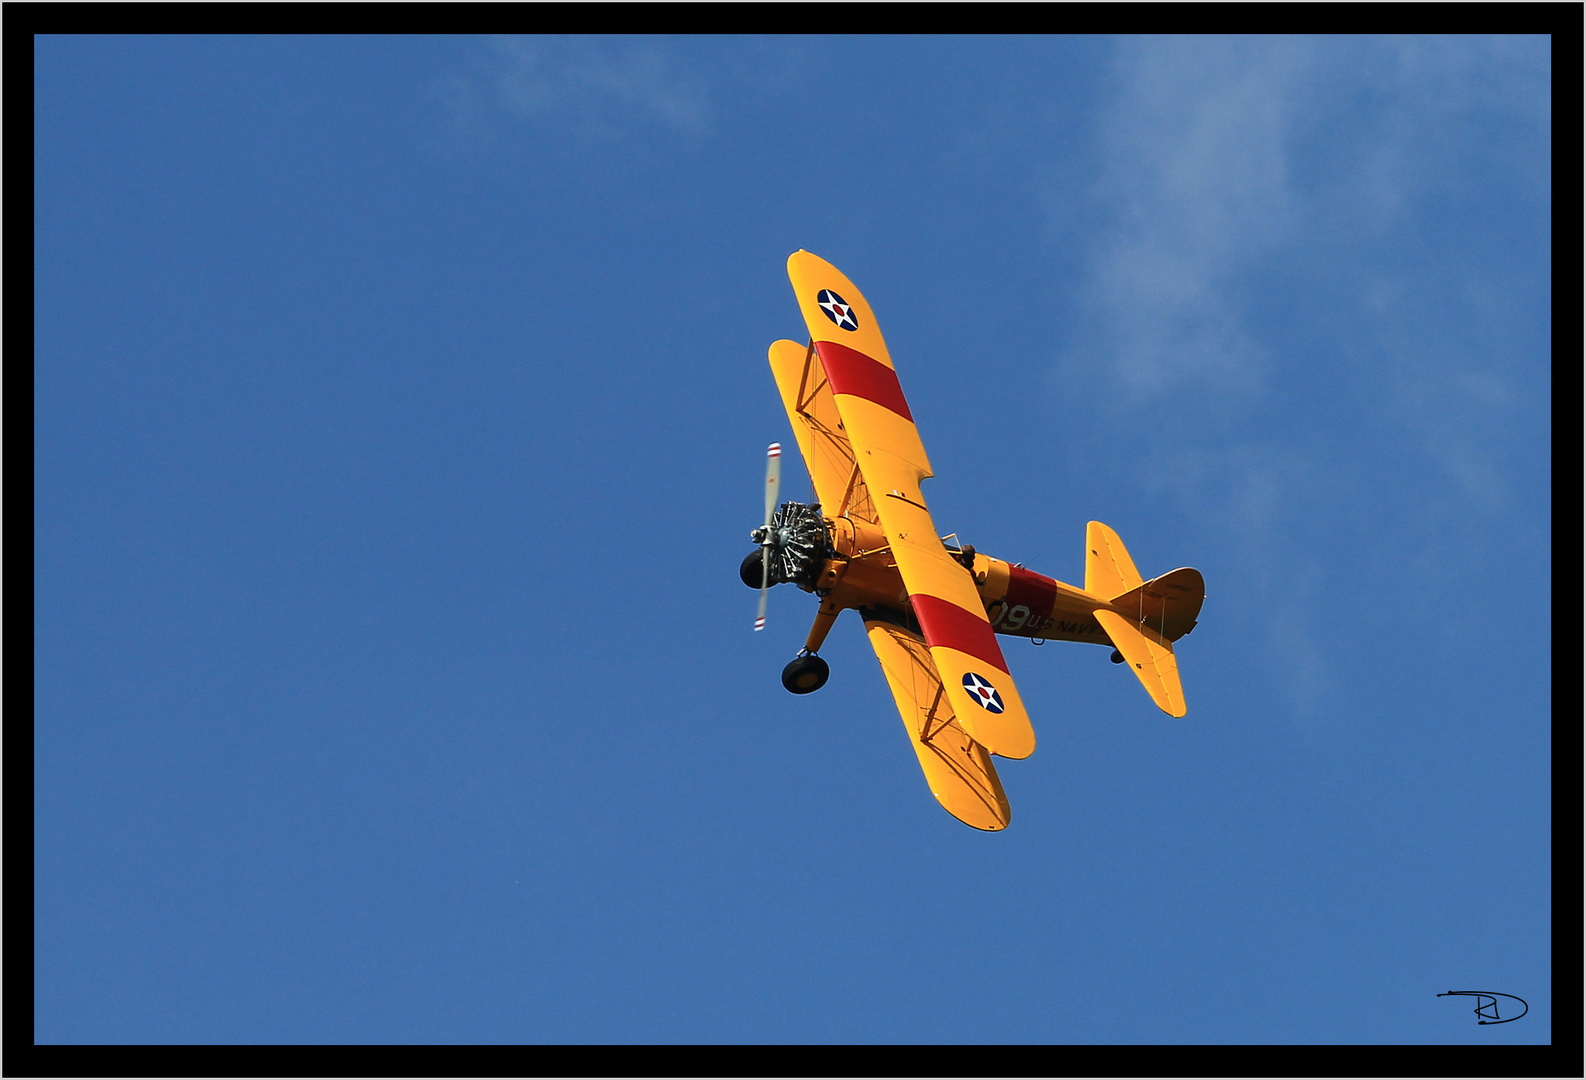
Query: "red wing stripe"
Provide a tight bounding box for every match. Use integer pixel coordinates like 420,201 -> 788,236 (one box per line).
912,595 -> 1010,675
815,341 -> 914,422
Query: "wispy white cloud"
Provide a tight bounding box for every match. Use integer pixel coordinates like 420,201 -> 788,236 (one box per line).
1066,35 -> 1548,451
1077,36 -> 1310,400
1060,36 -> 1549,724
441,36 -> 711,143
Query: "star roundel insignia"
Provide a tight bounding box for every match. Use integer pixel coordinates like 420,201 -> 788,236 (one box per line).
961,672 -> 1005,714
816,289 -> 860,332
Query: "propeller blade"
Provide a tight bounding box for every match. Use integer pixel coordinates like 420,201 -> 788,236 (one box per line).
764,442 -> 781,527
756,443 -> 781,632
755,548 -> 770,631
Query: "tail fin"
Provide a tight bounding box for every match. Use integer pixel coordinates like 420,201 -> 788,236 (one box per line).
1085,521 -> 1204,718
1085,521 -> 1142,599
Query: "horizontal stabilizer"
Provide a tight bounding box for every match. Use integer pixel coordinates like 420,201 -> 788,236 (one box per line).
1107,567 -> 1205,642
1094,608 -> 1187,718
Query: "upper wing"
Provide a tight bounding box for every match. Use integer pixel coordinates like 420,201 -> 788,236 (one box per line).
863,611 -> 1011,831
786,250 -> 1035,759
767,339 -> 879,526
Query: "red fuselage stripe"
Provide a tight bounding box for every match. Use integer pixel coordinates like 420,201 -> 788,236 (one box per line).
1005,565 -> 1059,619
911,595 -> 1010,675
815,341 -> 914,422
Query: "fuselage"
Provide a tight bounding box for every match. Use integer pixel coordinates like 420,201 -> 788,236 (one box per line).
812,513 -> 1186,646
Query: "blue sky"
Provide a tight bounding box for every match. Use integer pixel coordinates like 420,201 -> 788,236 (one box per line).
35,35 -> 1550,1044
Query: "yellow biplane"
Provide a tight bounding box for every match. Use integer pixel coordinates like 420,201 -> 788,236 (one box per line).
745,251 -> 1206,831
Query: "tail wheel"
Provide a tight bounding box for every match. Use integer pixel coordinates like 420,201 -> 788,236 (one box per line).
781,654 -> 830,695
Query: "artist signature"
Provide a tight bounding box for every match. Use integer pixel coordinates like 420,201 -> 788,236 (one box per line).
1438,990 -> 1528,1025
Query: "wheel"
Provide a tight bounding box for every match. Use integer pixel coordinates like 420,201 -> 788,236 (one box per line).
1110,649 -> 1125,664
781,654 -> 830,694
741,550 -> 769,589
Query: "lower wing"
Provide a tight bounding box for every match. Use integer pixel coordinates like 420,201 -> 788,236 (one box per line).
863,612 -> 1011,831
767,339 -> 879,525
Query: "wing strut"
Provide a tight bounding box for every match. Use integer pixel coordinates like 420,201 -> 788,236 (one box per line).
835,458 -> 864,518
794,340 -> 827,415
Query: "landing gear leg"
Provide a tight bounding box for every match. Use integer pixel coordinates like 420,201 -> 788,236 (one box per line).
782,603 -> 839,694
803,603 -> 840,655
